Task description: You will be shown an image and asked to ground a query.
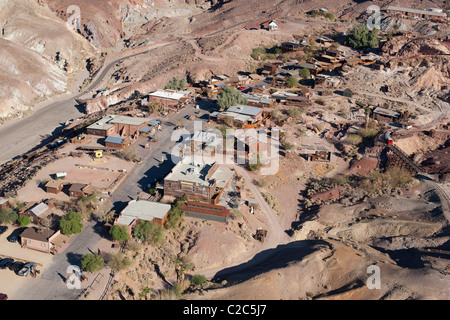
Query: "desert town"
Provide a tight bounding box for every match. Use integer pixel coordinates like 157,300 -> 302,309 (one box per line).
0,0 -> 449,302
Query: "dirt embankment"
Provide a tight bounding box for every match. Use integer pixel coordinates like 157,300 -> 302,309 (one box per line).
183,181 -> 450,300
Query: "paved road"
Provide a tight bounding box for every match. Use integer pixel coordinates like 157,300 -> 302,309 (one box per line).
0,44 -> 169,165
11,220 -> 104,300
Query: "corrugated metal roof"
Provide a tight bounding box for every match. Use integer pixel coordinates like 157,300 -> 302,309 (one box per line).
121,200 -> 172,221
30,203 -> 49,217
105,136 -> 125,144
227,105 -> 262,116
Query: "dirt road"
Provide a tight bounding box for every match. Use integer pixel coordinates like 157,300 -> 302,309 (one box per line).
196,165 -> 292,279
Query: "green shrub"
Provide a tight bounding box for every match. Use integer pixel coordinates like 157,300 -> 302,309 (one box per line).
17,216 -> 31,227
191,274 -> 207,286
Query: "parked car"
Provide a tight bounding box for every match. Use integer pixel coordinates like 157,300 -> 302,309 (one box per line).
0,226 -> 8,236
0,258 -> 14,269
9,261 -> 24,272
0,293 -> 7,300
7,227 -> 25,243
17,262 -> 36,277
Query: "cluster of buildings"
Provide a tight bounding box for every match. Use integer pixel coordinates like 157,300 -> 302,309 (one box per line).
385,6 -> 449,22
113,156 -> 236,235
85,115 -> 161,149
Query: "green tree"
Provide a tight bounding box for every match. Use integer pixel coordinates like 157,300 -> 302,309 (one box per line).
165,77 -> 187,91
0,208 -> 18,224
109,225 -> 130,243
81,254 -> 104,273
217,86 -> 248,110
347,24 -> 379,49
59,211 -> 83,235
287,76 -> 298,88
133,220 -> 165,245
299,68 -> 310,79
17,216 -> 31,227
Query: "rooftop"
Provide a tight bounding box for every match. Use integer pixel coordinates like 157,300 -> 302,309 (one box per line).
165,158 -> 234,188
227,105 -> 262,117
118,200 -> 172,224
88,115 -> 152,131
387,6 -> 446,17
30,202 -> 49,217
373,107 -> 400,118
105,136 -> 126,144
20,227 -> 57,242
148,89 -> 190,100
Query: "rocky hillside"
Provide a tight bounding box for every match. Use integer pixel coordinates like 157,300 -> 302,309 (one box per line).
0,0 -> 97,119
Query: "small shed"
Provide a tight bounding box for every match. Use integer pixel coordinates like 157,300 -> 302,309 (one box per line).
343,88 -> 355,97
105,136 -> 129,149
45,180 -> 64,194
0,199 -> 9,210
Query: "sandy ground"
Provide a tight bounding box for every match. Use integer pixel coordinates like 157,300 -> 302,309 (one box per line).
15,151 -> 135,203
0,228 -> 54,298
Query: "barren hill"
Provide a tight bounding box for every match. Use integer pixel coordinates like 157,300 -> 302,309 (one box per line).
0,0 -> 97,119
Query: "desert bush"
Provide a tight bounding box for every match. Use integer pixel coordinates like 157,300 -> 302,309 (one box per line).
108,253 -> 132,271
255,178 -> 267,187
165,77 -> 187,91
165,195 -> 188,229
347,134 -> 363,145
133,221 -> 165,245
190,274 -> 207,287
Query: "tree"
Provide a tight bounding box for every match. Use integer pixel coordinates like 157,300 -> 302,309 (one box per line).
109,225 -> 129,243
133,220 -> 165,245
287,76 -> 298,88
299,68 -> 310,79
17,216 -> 31,227
146,101 -> 164,115
81,254 -> 104,273
165,77 -> 187,91
59,211 -> 83,235
0,208 -> 18,224
217,86 -> 247,110
347,24 -> 379,49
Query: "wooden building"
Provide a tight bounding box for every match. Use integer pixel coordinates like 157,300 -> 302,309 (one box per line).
69,183 -> 93,198
181,201 -> 230,223
104,136 -> 130,149
45,180 -> 64,194
164,158 -> 234,204
114,200 -> 172,235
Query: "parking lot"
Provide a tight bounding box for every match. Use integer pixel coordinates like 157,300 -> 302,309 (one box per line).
0,225 -> 55,299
